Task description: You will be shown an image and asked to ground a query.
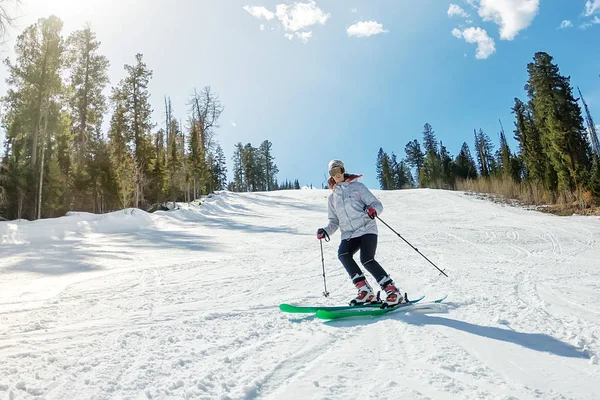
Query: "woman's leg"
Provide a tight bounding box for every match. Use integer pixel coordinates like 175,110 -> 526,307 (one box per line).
360,234 -> 403,305
338,237 -> 364,284
339,237 -> 376,304
359,234 -> 393,287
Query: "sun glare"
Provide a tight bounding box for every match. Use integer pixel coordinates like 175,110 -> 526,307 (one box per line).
28,0 -> 123,20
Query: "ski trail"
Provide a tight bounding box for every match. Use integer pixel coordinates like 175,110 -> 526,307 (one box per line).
2,189 -> 600,399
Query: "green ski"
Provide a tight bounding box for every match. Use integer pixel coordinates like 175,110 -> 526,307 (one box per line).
279,295 -> 425,314
315,295 -> 448,320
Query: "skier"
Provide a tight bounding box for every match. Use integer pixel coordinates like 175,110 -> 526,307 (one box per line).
316,159 -> 403,307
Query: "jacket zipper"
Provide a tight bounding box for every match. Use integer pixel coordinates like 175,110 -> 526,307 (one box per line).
339,185 -> 355,233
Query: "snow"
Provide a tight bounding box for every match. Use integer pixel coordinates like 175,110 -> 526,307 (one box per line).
1,188 -> 600,399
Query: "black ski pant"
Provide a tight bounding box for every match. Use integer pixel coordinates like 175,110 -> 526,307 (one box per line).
338,234 -> 392,288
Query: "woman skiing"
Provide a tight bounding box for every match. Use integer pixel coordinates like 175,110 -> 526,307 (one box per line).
316,159 -> 403,307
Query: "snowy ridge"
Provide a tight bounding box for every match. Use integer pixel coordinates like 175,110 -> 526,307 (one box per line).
1,189 -> 600,399
0,208 -> 155,245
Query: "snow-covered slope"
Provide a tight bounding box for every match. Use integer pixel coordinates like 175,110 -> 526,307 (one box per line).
1,189 -> 599,400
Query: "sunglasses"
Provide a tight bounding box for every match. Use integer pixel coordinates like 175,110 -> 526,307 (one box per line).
329,167 -> 343,177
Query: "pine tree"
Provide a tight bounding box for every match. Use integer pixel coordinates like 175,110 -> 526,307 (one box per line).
212,144 -> 228,191
66,25 -> 109,156
389,152 -> 400,189
512,98 -> 546,183
474,129 -> 496,178
65,24 -> 110,210
454,142 -> 478,180
167,118 -> 183,202
119,53 -> 155,207
397,160 -> 414,188
188,121 -> 206,198
2,144 -> 31,219
376,148 -> 394,190
149,128 -> 167,204
439,141 -> 455,189
88,131 -> 117,213
421,126 -> 443,188
258,140 -> 278,191
108,88 -> 134,208
498,128 -> 513,180
231,142 -> 244,192
242,143 -> 258,191
404,140 -> 424,187
421,150 -> 443,188
45,111 -> 72,215
422,123 -> 438,155
2,16 -> 66,219
525,52 -> 591,193
43,147 -> 67,217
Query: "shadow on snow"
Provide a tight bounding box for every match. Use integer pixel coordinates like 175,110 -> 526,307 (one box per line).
325,310 -> 589,360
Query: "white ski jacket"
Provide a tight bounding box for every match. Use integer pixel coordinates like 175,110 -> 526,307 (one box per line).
324,180 -> 383,240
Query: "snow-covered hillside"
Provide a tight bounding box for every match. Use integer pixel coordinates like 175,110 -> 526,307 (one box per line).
1,189 -> 600,400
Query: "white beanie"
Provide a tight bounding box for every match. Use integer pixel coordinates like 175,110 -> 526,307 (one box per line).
328,159 -> 344,170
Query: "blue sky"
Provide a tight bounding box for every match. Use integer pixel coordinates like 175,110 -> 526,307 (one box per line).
1,0 -> 600,189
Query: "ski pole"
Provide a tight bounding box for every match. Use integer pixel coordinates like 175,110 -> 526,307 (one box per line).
319,234 -> 330,297
376,215 -> 448,278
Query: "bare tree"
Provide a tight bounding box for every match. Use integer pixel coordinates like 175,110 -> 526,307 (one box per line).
0,163 -> 7,212
0,0 -> 20,43
188,86 -> 224,154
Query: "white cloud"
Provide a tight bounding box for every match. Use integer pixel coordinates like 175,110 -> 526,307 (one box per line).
347,20 -> 389,37
448,4 -> 470,18
281,30 -> 314,43
275,0 -> 330,32
243,5 -> 275,20
295,31 -> 313,43
579,16 -> 599,29
466,0 -> 479,7
231,122 -> 237,127
477,0 -> 540,40
585,0 -> 600,16
558,20 -> 573,29
453,27 -> 496,59
351,8 -> 357,13
244,1 -> 328,43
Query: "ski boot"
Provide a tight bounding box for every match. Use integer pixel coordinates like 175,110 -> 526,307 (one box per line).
382,284 -> 404,308
378,276 -> 404,308
349,279 -> 375,306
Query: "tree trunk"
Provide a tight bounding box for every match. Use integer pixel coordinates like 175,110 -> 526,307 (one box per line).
37,132 -> 46,220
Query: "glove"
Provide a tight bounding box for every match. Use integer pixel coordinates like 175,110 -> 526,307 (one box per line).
316,228 -> 327,240
364,206 -> 377,219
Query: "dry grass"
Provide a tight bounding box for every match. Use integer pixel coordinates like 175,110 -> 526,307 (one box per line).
455,177 -> 599,216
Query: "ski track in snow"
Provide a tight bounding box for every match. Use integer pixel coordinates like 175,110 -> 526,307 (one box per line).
1,189 -> 600,399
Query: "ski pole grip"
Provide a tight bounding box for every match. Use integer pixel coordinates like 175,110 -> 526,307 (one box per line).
319,231 -> 330,242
